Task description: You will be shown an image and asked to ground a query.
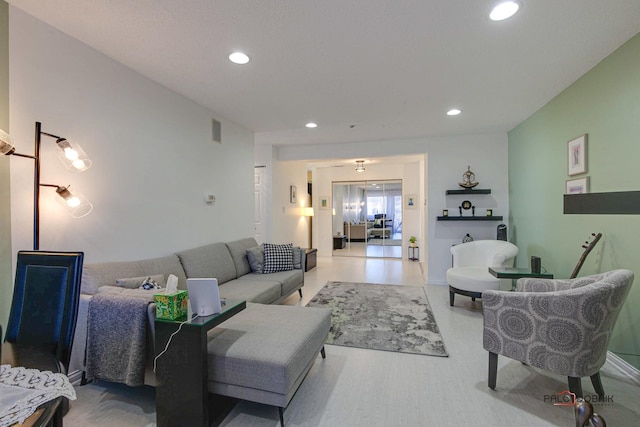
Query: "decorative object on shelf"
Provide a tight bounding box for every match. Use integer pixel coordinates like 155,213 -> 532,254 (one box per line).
459,165 -> 479,189
442,209 -> 449,217
566,177 -> 589,194
486,208 -> 493,216
1,122 -> 93,250
405,194 -> 417,209
409,236 -> 417,247
472,205 -> 475,216
568,134 -> 588,176
355,160 -> 366,172
459,200 -> 472,216
462,233 -> 474,243
290,185 -> 297,203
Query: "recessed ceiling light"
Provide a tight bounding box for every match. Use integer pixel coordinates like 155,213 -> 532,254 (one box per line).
489,1 -> 521,21
228,51 -> 250,64
447,109 -> 462,116
305,122 -> 318,128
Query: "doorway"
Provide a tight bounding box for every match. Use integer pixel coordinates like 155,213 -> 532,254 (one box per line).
332,180 -> 402,258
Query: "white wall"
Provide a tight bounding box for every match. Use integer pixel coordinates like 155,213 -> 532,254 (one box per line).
311,160 -> 425,263
270,159 -> 312,248
0,1 -> 11,330
9,8 -> 255,263
276,133 -> 509,285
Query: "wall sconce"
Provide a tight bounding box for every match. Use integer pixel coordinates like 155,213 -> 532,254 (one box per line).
355,160 -> 366,172
1,122 -> 93,249
302,207 -> 315,217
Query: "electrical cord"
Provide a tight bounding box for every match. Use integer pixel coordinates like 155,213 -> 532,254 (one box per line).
153,314 -> 199,373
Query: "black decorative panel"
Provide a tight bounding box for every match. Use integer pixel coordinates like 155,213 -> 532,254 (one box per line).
564,191 -> 640,214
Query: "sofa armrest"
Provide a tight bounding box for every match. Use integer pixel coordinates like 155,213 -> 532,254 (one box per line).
299,247 -> 306,272
69,293 -> 92,374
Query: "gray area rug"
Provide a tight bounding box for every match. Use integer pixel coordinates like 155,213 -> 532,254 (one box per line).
307,282 -> 448,357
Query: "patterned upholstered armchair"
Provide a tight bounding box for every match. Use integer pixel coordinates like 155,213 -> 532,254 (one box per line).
482,269 -> 634,397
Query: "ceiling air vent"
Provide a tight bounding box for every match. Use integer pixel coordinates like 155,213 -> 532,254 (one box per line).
212,118 -> 221,143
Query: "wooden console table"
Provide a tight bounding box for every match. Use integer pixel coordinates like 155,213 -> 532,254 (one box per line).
155,300 -> 246,427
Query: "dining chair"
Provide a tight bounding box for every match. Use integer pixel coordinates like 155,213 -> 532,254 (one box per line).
5,250 -> 84,375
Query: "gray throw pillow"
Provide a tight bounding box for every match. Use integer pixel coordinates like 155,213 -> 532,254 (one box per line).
263,243 -> 294,273
115,274 -> 166,289
292,246 -> 301,269
246,244 -> 265,274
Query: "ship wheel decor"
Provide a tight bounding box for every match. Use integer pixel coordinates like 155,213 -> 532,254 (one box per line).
459,166 -> 479,189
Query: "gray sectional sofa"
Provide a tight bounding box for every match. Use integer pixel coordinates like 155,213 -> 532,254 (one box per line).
69,237 -> 307,382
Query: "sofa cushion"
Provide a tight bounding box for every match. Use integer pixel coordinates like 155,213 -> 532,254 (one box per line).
218,279 -> 281,304
176,243 -> 237,285
246,245 -> 264,274
241,270 -> 303,297
207,304 -> 331,398
263,243 -> 293,273
292,247 -> 301,270
226,238 -> 259,277
81,255 -> 187,295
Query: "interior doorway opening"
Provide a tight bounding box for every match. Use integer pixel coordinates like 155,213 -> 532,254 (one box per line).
332,180 -> 402,258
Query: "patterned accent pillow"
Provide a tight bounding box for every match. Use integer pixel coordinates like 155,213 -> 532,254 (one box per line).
263,243 -> 294,273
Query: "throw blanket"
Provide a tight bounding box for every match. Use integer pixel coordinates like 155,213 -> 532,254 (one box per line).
86,290 -> 155,386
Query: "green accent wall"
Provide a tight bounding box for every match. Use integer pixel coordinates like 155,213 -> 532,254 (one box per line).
0,1 -> 12,334
509,33 -> 640,368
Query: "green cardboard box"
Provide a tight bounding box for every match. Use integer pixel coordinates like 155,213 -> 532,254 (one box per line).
154,290 -> 188,320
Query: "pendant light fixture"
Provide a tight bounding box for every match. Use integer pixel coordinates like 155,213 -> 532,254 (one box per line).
355,160 -> 366,172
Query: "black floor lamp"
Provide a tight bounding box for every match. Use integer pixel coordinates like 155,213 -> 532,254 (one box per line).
1,122 -> 93,250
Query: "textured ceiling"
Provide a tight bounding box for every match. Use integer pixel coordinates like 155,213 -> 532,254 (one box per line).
7,1 -> 640,146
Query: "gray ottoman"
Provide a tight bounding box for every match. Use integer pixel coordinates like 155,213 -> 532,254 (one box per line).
206,303 -> 331,425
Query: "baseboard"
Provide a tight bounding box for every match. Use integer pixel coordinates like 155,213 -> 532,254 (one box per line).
606,351 -> 640,387
68,369 -> 84,386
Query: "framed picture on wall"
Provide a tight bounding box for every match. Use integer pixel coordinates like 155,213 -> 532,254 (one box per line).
290,186 -> 297,204
568,134 -> 588,176
319,196 -> 329,210
566,177 -> 589,194
405,194 -> 418,209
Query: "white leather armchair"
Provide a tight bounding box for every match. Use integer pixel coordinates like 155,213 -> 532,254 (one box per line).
446,240 -> 518,306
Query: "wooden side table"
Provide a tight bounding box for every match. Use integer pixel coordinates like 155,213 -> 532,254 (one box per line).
408,246 -> 419,261
155,300 -> 246,427
333,235 -> 346,249
305,248 -> 317,271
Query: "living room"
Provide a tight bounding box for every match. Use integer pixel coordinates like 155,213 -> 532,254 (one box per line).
1,2 -> 640,426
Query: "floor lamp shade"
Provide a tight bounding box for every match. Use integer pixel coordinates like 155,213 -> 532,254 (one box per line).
55,139 -> 92,171
2,122 -> 94,249
55,186 -> 93,218
0,128 -> 15,154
